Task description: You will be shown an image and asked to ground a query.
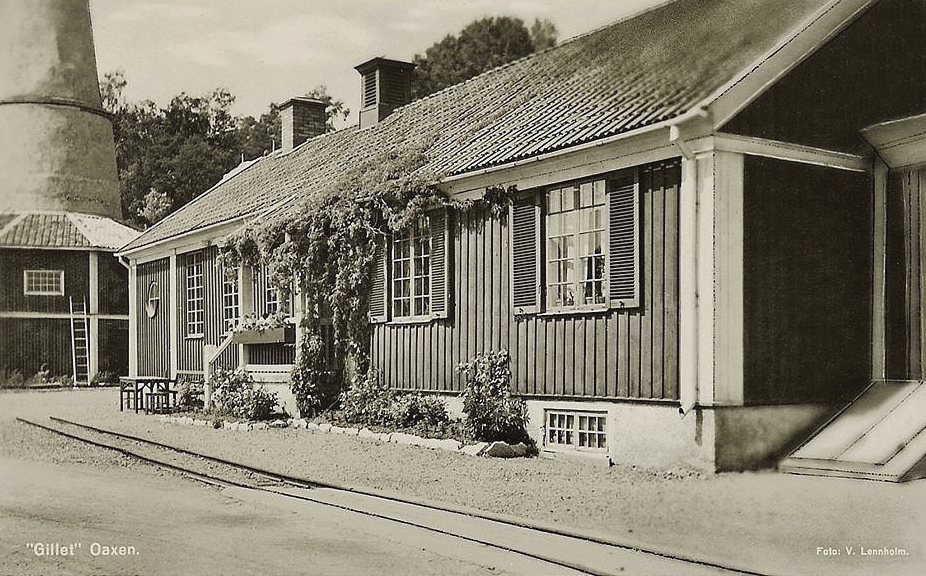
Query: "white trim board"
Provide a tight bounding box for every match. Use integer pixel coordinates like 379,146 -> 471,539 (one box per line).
0,312 -> 128,320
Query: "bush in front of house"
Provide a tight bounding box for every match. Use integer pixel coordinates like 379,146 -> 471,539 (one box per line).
176,378 -> 204,409
457,350 -> 530,444
290,333 -> 341,417
210,368 -> 278,421
0,368 -> 27,389
390,393 -> 450,429
90,370 -> 120,386
339,370 -> 395,426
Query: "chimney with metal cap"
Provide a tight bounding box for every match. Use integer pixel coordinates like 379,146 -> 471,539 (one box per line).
279,97 -> 327,152
354,57 -> 416,129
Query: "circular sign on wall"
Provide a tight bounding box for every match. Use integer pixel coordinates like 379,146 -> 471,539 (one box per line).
145,281 -> 159,318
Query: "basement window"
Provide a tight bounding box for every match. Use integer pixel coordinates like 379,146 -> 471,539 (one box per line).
544,410 -> 608,451
24,270 -> 64,296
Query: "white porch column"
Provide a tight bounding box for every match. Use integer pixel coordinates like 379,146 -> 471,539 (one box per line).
712,151 -> 745,405
168,251 -> 179,379
871,158 -> 889,380
127,261 -> 138,377
238,265 -> 254,368
695,151 -> 716,407
678,156 -> 699,413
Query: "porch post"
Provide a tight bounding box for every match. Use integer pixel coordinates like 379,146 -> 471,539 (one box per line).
168,251 -> 178,380
679,156 -> 699,413
872,158 -> 888,380
695,151 -> 716,406
128,261 -> 137,377
238,265 -> 253,369
712,151 -> 745,405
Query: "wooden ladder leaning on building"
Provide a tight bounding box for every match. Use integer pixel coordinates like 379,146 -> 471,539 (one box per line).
69,296 -> 90,387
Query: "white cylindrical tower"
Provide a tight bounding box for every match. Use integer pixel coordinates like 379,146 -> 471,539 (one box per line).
0,0 -> 121,219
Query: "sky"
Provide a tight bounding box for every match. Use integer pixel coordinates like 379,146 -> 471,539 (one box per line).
89,0 -> 662,123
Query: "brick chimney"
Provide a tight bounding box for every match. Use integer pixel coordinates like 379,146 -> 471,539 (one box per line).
279,97 -> 327,152
354,57 -> 416,129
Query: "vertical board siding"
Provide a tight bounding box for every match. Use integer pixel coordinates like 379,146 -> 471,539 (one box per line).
0,249 -> 90,313
0,317 -> 72,375
176,247 -> 239,375
372,161 -> 680,399
136,258 -> 170,377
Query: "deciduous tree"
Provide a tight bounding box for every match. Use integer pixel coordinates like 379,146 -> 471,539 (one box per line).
410,16 -> 557,99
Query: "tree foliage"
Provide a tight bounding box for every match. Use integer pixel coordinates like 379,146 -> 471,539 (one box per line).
411,16 -> 557,99
100,71 -> 347,227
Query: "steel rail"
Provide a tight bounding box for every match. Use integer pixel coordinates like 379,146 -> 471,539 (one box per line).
26,416 -> 763,576
16,417 -> 607,576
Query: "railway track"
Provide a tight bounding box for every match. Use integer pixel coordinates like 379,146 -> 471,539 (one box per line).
16,416 -> 759,576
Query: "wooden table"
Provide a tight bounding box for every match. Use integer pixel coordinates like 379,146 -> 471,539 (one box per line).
119,376 -> 177,414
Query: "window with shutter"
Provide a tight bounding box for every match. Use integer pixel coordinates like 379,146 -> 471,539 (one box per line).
370,209 -> 451,324
545,180 -> 607,310
511,197 -> 541,314
510,168 -> 640,315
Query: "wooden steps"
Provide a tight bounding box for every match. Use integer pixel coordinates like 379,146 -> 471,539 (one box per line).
780,381 -> 926,482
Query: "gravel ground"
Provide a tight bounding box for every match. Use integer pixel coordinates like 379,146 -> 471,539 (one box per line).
2,388 -> 924,576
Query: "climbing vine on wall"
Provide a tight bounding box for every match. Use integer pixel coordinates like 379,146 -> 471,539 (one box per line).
219,138 -> 518,415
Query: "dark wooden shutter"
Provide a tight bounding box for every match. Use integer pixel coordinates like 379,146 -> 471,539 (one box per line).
510,195 -> 541,314
369,239 -> 389,323
608,169 -> 640,308
429,209 -> 451,319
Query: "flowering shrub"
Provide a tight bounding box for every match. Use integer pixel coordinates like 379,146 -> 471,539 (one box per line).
339,370 -> 394,426
210,368 -> 278,421
176,378 -> 204,409
235,310 -> 289,332
457,350 -> 529,444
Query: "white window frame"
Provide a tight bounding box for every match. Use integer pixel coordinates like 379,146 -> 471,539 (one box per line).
544,178 -> 608,312
185,254 -> 204,338
544,410 -> 608,452
391,216 -> 431,320
222,268 -> 239,333
23,270 -> 64,296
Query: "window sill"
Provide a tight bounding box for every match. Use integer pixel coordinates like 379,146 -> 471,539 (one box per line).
536,307 -> 612,318
387,315 -> 441,326
186,334 -> 204,340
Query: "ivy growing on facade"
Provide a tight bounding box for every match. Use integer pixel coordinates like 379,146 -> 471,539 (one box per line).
219,138 -> 517,415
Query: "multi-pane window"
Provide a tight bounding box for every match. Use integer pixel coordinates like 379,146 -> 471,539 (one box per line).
546,180 -> 607,309
185,254 -> 204,336
222,269 -> 239,333
392,216 -> 431,318
24,270 -> 64,296
545,410 -> 607,451
266,283 -> 279,315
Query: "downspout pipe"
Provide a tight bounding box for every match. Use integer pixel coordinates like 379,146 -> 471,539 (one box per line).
671,121 -> 698,417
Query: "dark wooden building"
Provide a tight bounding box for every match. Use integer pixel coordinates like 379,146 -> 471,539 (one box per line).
0,0 -> 138,383
119,0 -> 926,474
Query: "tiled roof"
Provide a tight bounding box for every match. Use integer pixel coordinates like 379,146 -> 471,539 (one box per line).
123,0 -> 842,252
0,212 -> 139,250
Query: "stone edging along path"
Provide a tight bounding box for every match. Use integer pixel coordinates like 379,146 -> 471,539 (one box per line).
156,415 -> 532,458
